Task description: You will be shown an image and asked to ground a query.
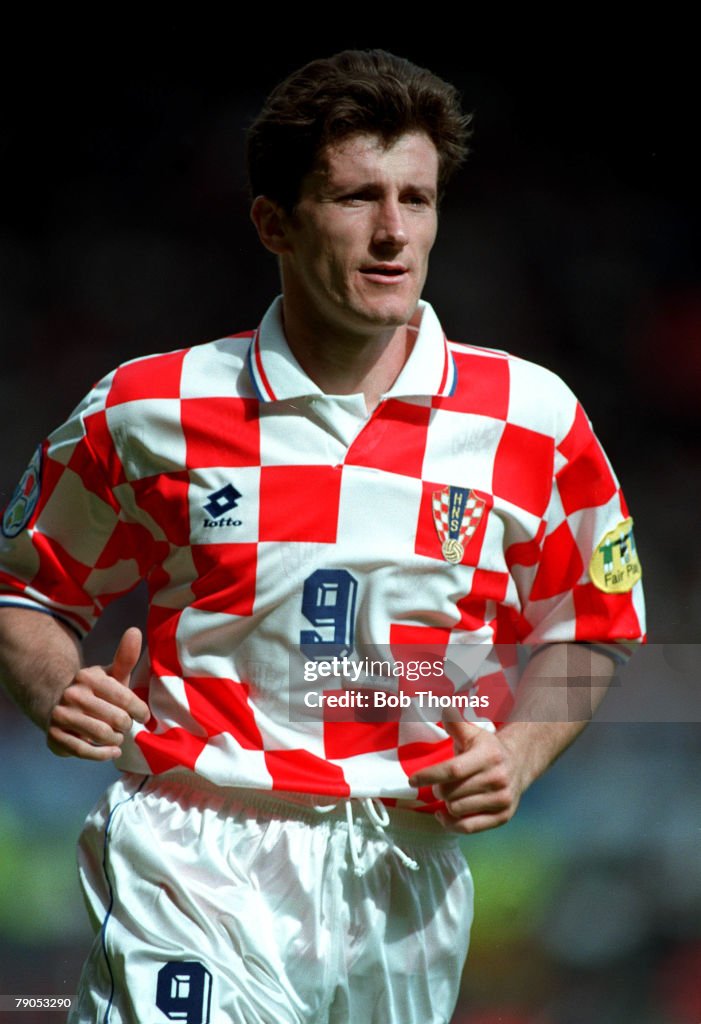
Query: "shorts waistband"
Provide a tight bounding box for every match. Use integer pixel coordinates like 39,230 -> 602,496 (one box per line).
131,772 -> 458,849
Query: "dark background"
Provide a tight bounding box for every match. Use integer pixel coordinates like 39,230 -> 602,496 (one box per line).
1,33 -> 699,1023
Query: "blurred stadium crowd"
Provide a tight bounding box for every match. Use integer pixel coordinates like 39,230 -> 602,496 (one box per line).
1,43 -> 699,1023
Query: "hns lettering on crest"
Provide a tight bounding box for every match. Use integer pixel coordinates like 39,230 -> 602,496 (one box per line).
1,445 -> 42,538
156,961 -> 212,1024
432,485 -> 486,564
589,517 -> 642,593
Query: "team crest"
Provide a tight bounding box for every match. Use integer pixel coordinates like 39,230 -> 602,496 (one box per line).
432,486 -> 486,564
2,445 -> 42,539
589,517 -> 642,593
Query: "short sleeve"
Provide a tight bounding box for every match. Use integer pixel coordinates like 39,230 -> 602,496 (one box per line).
0,374 -> 160,637
507,388 -> 646,650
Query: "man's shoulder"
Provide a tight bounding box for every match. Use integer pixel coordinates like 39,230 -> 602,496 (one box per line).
97,329 -> 257,410
444,338 -> 577,423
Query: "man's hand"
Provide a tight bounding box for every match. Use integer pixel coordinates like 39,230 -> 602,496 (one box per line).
46,626 -> 150,761
409,719 -> 526,834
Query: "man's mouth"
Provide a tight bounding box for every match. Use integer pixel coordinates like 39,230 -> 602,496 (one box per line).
360,264 -> 408,280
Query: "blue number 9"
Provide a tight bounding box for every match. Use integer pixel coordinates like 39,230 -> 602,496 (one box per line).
156,962 -> 212,1024
300,568 -> 358,659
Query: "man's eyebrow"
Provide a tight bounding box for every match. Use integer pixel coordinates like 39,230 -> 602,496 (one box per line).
319,174 -> 438,198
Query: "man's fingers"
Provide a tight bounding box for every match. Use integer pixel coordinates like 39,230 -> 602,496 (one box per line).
409,719 -> 485,787
47,726 -> 122,761
442,716 -> 485,752
106,626 -> 150,724
51,690 -> 134,743
108,626 -> 143,686
70,669 -> 150,726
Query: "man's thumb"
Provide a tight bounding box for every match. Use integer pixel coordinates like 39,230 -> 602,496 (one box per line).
109,627 -> 143,684
442,715 -> 482,753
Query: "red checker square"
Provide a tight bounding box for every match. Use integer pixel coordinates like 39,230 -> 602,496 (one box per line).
66,433 -> 119,505
455,596 -> 487,633
493,423 -> 554,517
398,738 -> 453,809
130,472 -> 191,547
529,521 -> 584,601
557,405 -> 617,516
389,623 -> 452,649
182,397 -> 260,469
136,728 -> 207,774
323,719 -> 399,759
106,350 -> 186,407
95,520 -> 163,577
184,677 -> 263,749
414,481 -> 491,563
469,568 -> 509,602
505,519 -> 547,570
473,669 -> 515,725
146,605 -> 183,678
434,349 -> 510,418
32,533 -> 93,602
34,452 -> 68,520
265,749 -> 350,796
259,466 -> 341,542
345,400 -> 430,477
84,410 -> 127,488
573,583 -> 643,641
190,543 -> 257,616
494,603 -> 528,644
495,643 -> 519,670
0,571 -> 28,595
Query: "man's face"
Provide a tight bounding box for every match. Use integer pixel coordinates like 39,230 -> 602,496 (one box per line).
279,131 -> 439,339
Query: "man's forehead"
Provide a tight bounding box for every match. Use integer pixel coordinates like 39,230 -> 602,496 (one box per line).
311,130 -> 439,184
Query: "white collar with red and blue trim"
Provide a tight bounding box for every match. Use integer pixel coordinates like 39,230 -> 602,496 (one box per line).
246,297 -> 457,403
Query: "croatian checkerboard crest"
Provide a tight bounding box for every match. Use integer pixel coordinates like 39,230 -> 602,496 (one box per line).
432,485 -> 486,564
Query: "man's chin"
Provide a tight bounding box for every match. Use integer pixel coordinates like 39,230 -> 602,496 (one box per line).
352,299 -> 420,331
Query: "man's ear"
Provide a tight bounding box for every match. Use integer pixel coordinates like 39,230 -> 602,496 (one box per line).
250,196 -> 292,255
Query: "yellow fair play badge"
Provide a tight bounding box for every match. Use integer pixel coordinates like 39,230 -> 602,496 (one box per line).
589,517 -> 642,593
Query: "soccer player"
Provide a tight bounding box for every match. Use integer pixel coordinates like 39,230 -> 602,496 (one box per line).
0,51 -> 644,1024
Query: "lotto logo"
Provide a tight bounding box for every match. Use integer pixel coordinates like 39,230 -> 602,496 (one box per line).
203,484 -> 241,518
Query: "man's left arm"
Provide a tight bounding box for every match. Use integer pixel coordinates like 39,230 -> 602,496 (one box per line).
409,643 -> 617,834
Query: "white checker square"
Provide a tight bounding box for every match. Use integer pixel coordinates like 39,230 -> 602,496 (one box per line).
189,466 -> 260,545
42,468 -> 118,565
194,740 -> 273,789
506,358 -> 577,436
422,408 -> 505,491
179,337 -> 255,399
336,465 -> 424,554
258,401 -> 343,467
106,398 -> 188,480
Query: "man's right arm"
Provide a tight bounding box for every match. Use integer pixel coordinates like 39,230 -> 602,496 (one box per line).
0,608 -> 149,761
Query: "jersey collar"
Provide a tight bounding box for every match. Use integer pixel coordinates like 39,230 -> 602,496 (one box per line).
247,296 -> 457,403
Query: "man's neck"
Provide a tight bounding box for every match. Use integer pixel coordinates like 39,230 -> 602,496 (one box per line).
280,300 -> 416,414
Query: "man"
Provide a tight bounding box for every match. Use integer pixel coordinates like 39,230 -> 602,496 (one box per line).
0,50 -> 644,1024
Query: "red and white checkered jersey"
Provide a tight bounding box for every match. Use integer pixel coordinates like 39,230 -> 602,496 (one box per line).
0,298 -> 645,802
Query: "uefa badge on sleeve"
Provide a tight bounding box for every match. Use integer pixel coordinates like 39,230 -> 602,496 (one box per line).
1,445 -> 42,539
432,485 -> 486,564
589,517 -> 642,593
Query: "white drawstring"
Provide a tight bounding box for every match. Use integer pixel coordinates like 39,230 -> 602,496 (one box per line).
344,798 -> 420,877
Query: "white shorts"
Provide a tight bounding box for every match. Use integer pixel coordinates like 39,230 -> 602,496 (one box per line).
69,774 -> 473,1024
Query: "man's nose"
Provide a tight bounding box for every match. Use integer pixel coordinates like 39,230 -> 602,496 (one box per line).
372,199 -> 409,247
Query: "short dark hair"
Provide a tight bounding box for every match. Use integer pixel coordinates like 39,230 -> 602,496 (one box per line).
246,49 -> 472,212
